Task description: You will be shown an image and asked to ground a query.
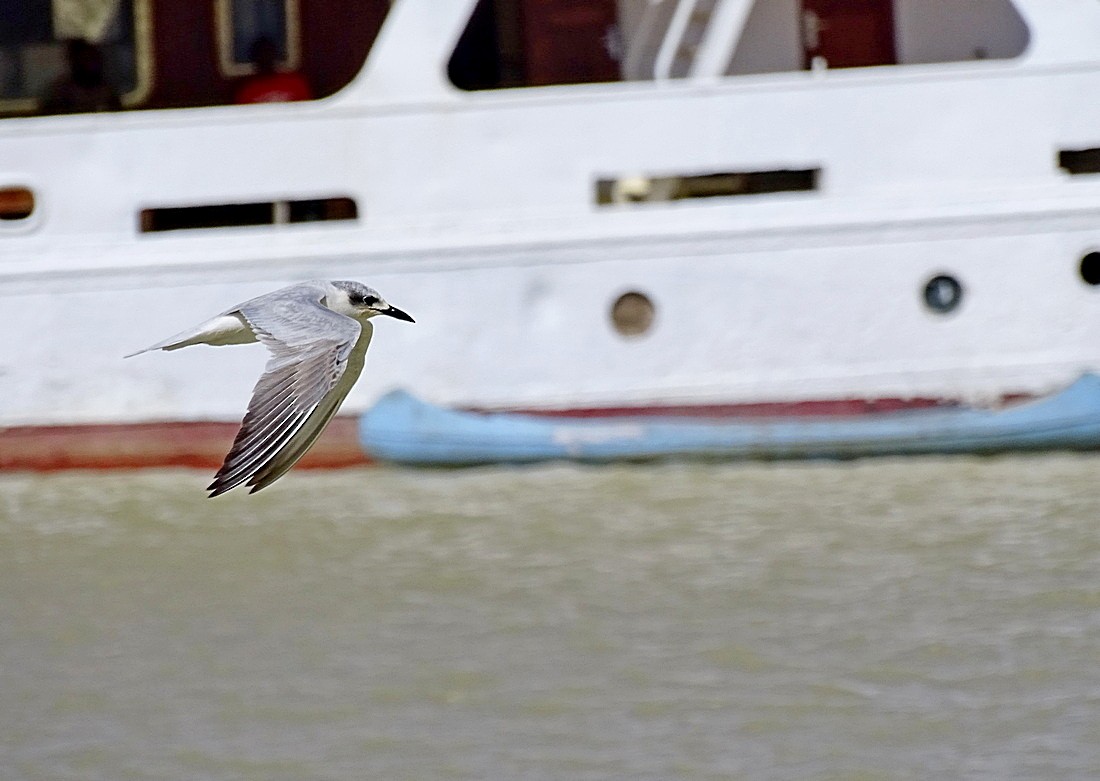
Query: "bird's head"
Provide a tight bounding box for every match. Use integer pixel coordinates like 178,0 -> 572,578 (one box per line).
332,280 -> 415,323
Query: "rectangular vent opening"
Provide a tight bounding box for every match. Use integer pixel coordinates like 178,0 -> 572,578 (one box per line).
1058,148 -> 1100,175
596,169 -> 819,205
140,197 -> 358,233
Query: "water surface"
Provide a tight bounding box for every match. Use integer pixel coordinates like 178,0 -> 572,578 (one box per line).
1,456 -> 1098,780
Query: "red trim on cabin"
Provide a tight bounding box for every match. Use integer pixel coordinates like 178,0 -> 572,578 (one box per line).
0,417 -> 370,472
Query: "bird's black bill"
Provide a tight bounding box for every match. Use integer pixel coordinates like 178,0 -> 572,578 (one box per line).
383,305 -> 415,323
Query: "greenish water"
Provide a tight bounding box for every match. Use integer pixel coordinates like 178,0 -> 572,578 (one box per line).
1,456 -> 1098,780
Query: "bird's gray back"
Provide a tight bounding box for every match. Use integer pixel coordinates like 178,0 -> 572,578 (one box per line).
233,281 -> 357,349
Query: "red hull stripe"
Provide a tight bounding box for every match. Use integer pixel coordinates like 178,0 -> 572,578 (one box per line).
0,394 -> 985,472
0,417 -> 371,472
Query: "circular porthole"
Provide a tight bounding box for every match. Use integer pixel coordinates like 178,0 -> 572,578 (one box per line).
1079,252 -> 1100,286
923,274 -> 963,314
610,291 -> 655,337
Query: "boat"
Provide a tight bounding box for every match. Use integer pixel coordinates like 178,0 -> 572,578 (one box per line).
360,374 -> 1100,465
4,0 -> 1100,470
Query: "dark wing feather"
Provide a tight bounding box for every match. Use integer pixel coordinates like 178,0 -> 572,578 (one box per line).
207,284 -> 364,497
245,323 -> 372,493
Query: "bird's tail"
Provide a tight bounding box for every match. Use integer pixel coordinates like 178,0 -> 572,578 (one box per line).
125,313 -> 256,358
123,333 -> 193,358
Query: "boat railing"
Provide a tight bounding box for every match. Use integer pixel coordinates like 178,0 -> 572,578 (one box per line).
628,0 -> 750,82
652,0 -> 710,79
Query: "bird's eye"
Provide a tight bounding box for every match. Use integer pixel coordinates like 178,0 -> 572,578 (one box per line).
362,296 -> 379,307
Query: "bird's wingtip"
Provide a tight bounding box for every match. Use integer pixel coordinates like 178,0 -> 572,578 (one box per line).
204,478 -> 273,498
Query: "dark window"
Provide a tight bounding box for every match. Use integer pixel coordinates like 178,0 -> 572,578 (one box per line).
802,0 -> 897,70
449,0 -> 515,90
449,0 -> 621,90
448,0 -> 1028,89
1059,148 -> 1100,175
226,0 -> 289,66
3,1 -> 391,115
139,196 -> 357,233
596,169 -> 819,205
0,0 -> 142,113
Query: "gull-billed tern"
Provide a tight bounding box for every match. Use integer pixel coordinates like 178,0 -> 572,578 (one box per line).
128,280 -> 414,497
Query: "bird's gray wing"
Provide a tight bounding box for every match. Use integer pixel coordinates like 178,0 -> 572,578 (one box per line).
207,283 -> 364,497
245,321 -> 373,493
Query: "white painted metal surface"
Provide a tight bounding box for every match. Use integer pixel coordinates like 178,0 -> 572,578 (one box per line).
3,0 -> 1100,426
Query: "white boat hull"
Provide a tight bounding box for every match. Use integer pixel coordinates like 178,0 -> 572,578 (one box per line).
4,0 -> 1100,466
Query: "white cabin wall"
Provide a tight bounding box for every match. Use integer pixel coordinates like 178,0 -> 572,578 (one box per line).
0,52 -> 1083,275
342,0 -> 473,104
894,0 -> 1030,65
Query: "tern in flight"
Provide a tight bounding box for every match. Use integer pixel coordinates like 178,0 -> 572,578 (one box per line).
128,280 -> 414,497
